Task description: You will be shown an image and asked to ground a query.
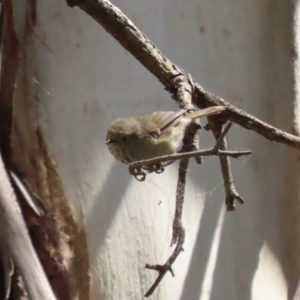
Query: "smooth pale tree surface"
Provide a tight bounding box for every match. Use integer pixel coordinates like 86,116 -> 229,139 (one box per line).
15,0 -> 300,299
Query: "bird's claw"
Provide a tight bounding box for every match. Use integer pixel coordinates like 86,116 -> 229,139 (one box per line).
129,162 -> 166,181
142,163 -> 165,174
153,163 -> 164,174
135,173 -> 146,181
129,165 -> 147,181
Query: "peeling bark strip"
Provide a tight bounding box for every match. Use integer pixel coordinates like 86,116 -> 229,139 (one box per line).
32,128 -> 91,300
10,122 -> 91,299
0,151 -> 56,300
69,0 -> 300,150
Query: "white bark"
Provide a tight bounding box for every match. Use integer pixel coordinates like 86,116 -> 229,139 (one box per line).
15,0 -> 300,299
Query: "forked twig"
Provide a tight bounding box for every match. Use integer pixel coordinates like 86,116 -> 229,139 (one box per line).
141,123 -> 251,296
207,118 -> 245,210
144,226 -> 185,297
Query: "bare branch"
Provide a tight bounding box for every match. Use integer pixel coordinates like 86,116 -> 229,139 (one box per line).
68,0 -> 300,150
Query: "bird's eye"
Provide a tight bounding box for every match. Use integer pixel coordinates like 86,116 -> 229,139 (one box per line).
122,136 -> 128,142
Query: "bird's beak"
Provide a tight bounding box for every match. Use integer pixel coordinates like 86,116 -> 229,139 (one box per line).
106,139 -> 114,144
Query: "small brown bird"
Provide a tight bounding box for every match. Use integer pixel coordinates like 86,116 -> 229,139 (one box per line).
106,106 -> 225,164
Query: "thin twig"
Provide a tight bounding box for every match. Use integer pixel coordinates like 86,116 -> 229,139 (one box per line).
129,123 -> 252,179
213,122 -> 232,149
129,148 -> 251,178
207,118 -> 245,210
144,165 -> 187,297
144,227 -> 185,297
171,159 -> 188,247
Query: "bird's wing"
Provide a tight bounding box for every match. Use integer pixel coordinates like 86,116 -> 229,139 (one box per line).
137,110 -> 186,140
145,110 -> 186,131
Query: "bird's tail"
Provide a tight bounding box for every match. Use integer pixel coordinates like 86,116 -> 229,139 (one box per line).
186,106 -> 226,119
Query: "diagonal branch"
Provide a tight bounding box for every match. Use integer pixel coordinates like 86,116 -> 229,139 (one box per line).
67,0 -> 300,150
